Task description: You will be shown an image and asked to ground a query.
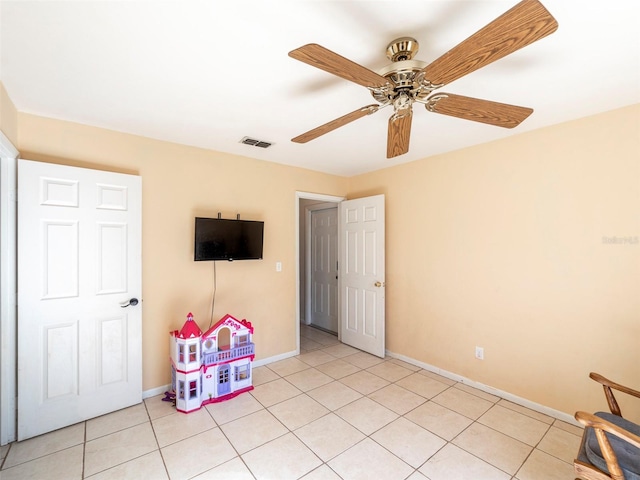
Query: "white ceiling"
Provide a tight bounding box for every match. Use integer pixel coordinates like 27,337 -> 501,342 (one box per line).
1,1 -> 639,176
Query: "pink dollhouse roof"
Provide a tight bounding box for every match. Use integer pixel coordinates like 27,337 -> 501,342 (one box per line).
176,313 -> 203,339
202,313 -> 253,338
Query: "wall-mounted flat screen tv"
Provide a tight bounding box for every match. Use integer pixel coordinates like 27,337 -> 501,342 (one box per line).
194,217 -> 264,261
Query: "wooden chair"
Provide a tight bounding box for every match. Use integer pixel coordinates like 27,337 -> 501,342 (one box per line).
574,372 -> 640,480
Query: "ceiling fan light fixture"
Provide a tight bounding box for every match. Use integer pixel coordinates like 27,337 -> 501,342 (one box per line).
392,92 -> 413,115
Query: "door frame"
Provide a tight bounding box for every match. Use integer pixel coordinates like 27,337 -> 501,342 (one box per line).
0,131 -> 19,445
295,192 -> 344,353
305,202 -> 339,332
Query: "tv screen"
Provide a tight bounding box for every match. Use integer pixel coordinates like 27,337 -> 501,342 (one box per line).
194,217 -> 264,261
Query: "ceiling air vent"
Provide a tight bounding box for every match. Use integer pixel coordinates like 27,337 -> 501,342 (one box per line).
240,136 -> 273,148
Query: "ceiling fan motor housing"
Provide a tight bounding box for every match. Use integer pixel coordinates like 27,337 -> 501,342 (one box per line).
371,59 -> 434,105
372,37 -> 441,106
385,37 -> 420,61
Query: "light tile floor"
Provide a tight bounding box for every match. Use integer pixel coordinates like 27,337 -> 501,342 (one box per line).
0,325 -> 583,480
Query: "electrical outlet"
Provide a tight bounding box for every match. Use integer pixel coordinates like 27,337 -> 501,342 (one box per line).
276,261 -> 282,272
475,346 -> 484,360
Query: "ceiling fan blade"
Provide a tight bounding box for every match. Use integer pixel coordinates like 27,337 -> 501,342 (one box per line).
422,0 -> 558,87
426,93 -> 533,128
289,44 -> 391,89
292,104 -> 380,144
387,111 -> 413,158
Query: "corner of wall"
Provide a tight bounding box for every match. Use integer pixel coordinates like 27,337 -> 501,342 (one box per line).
0,83 -> 18,148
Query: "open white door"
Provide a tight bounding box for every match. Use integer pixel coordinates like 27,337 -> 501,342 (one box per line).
339,194 -> 385,357
18,159 -> 142,440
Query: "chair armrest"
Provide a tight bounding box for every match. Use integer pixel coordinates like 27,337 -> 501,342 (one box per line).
575,411 -> 640,479
590,372 -> 640,417
575,411 -> 640,449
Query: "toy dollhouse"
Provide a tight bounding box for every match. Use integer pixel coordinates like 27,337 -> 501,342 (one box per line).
169,312 -> 255,413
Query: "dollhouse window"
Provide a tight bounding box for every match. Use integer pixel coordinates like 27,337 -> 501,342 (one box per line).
218,327 -> 231,351
235,334 -> 249,347
178,381 -> 185,399
189,380 -> 197,399
189,344 -> 197,362
235,364 -> 250,381
204,339 -> 213,350
178,345 -> 184,363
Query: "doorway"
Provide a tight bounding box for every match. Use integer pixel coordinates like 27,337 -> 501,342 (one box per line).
295,192 -> 343,353
295,191 -> 387,358
307,203 -> 339,333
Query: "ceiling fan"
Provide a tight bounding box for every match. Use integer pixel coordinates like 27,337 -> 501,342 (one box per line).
289,0 -> 558,159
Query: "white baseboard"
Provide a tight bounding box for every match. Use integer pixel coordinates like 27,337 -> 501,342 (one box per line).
143,384 -> 171,399
143,348 -> 579,427
253,350 -> 298,368
385,350 -> 580,427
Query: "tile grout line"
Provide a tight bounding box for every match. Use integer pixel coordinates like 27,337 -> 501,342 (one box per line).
0,442 -> 11,471
143,396 -> 171,480
201,402 -> 259,480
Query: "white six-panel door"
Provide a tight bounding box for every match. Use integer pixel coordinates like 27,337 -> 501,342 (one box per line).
339,195 -> 385,357
18,159 -> 142,440
310,206 -> 339,332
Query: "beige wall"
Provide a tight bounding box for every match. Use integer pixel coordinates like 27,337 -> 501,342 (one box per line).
17,112 -> 348,391
0,83 -> 18,146
348,104 -> 640,422
7,95 -> 639,422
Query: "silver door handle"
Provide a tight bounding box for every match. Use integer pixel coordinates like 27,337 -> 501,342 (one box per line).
120,298 -> 139,308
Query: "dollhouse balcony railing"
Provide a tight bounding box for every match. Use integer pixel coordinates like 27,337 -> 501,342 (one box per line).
202,343 -> 255,365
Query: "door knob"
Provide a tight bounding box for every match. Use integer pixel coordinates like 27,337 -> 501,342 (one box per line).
374,281 -> 385,287
120,298 -> 139,308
